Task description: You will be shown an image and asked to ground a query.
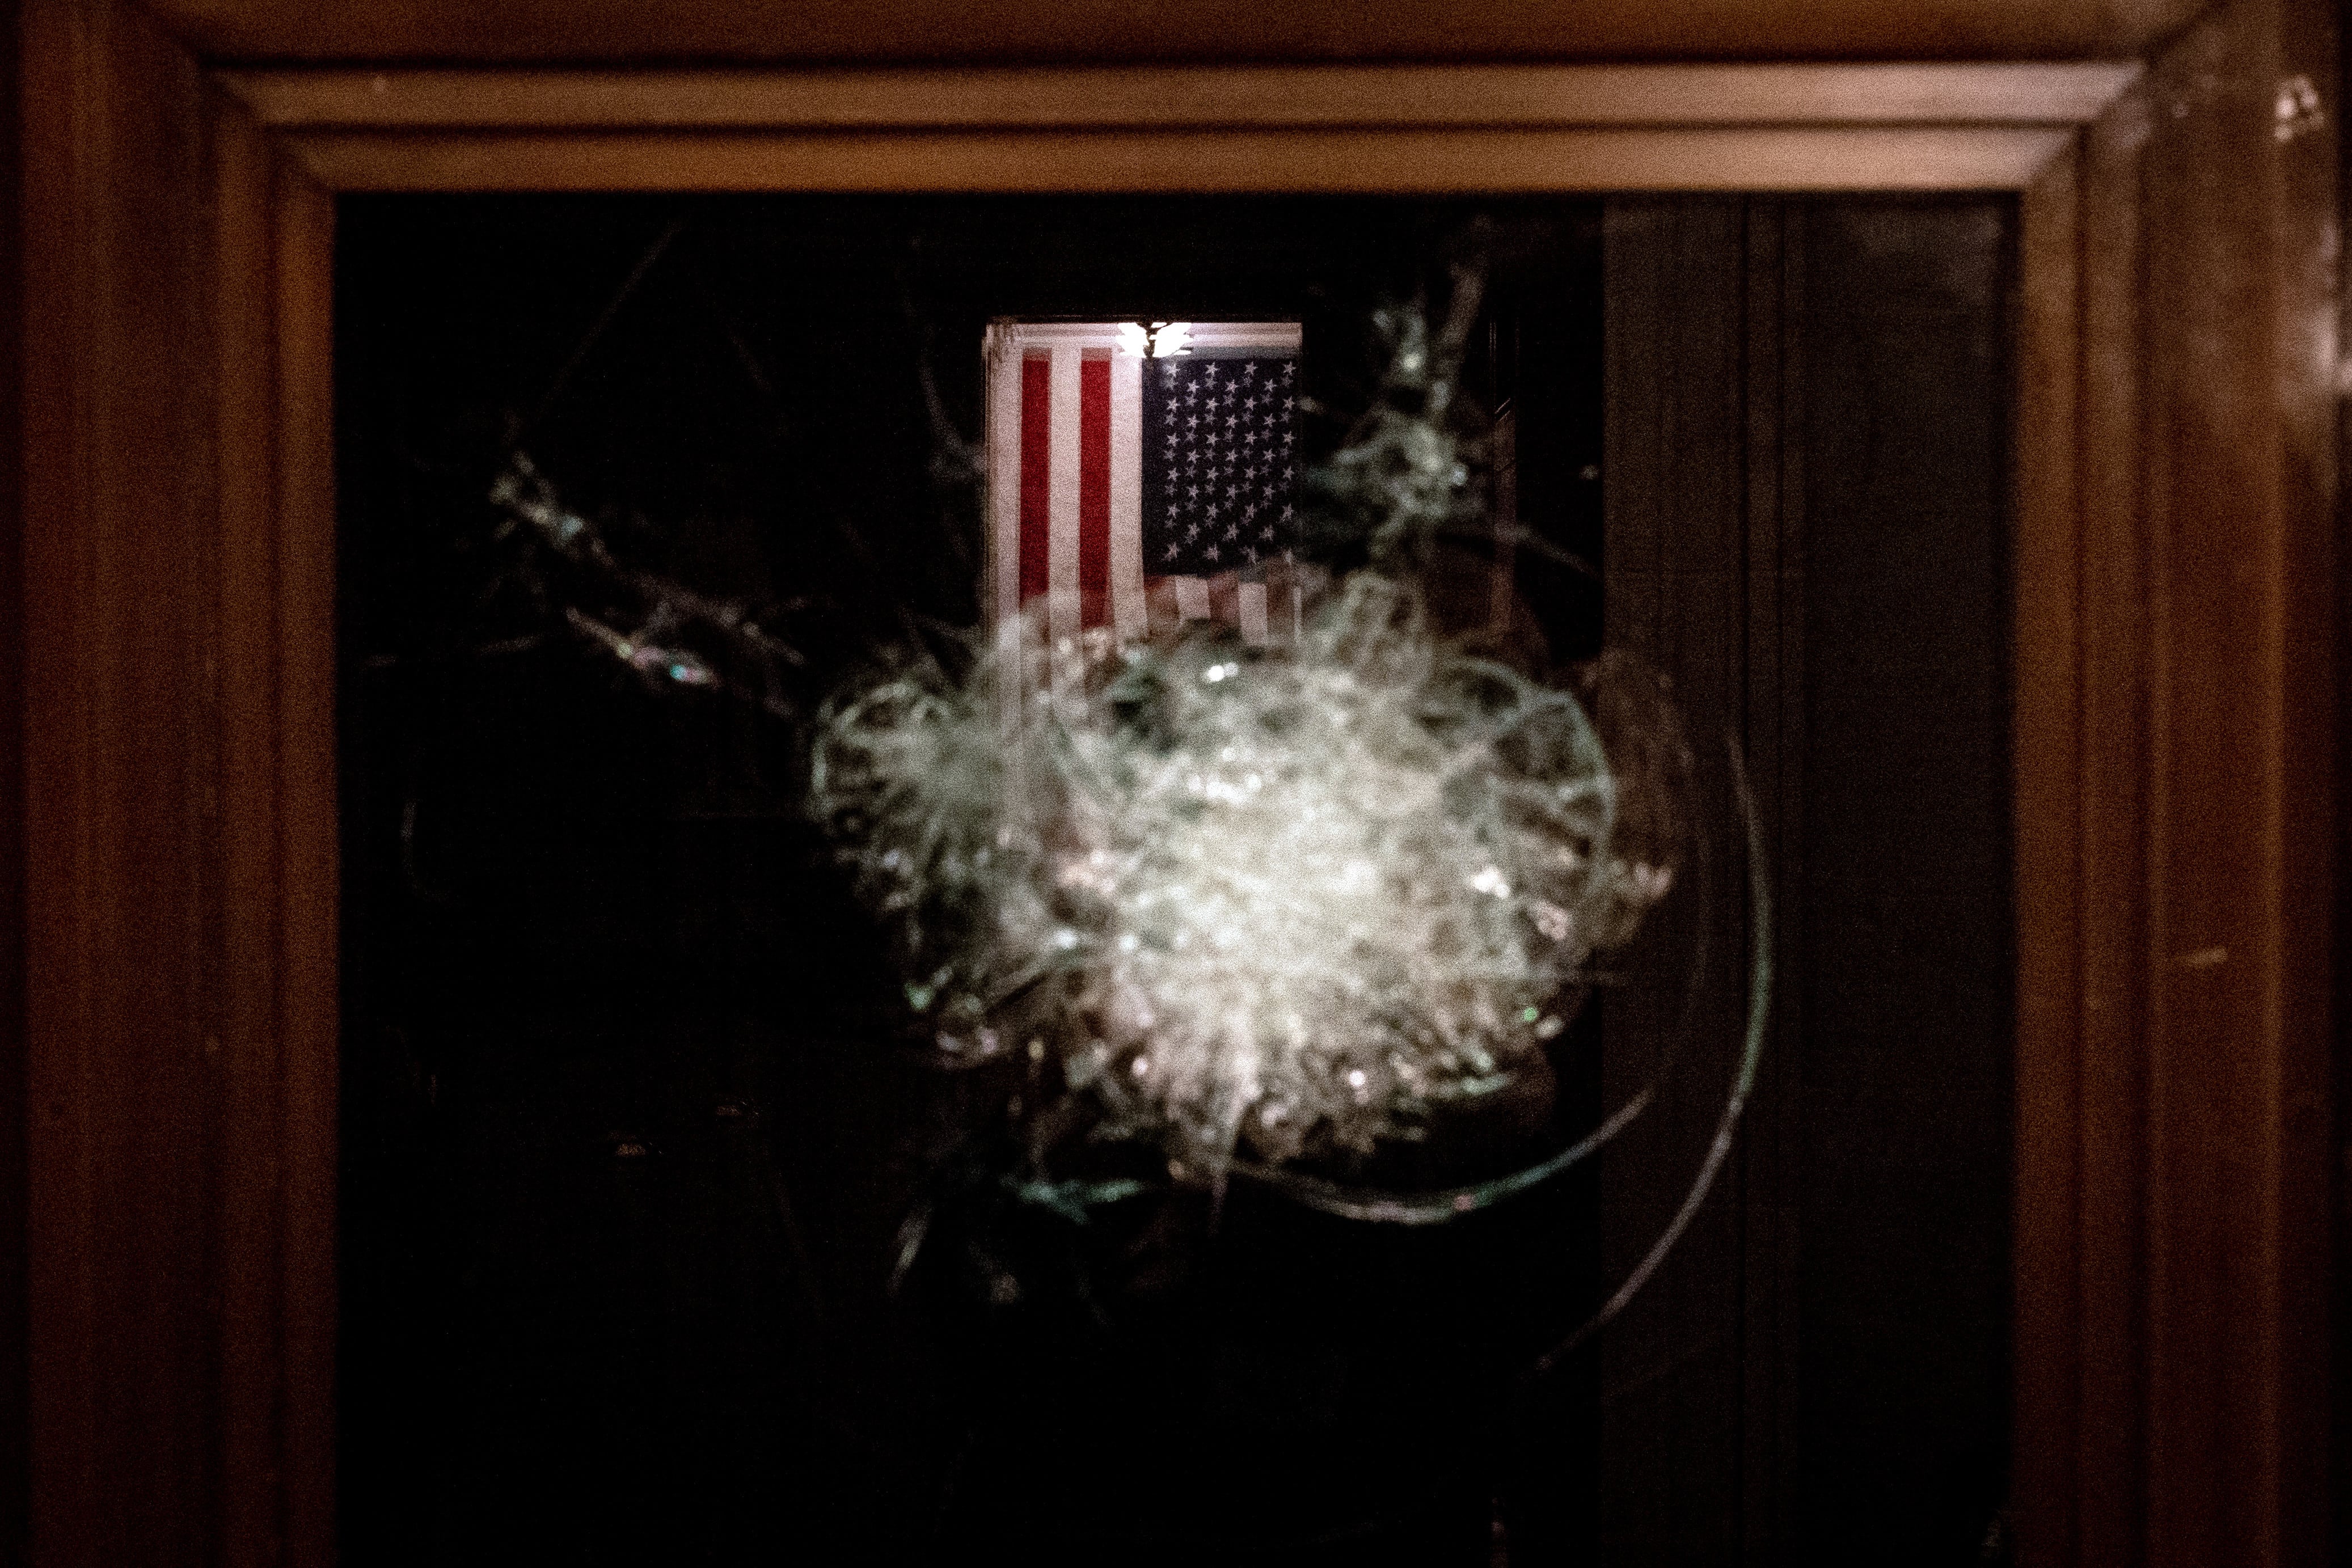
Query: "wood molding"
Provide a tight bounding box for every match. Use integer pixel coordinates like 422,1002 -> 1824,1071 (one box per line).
132,0 -> 2213,68
271,155 -> 339,1568
2134,6 -> 2334,1561
213,103 -> 337,1567
22,2 -> 215,1561
0,0 -> 27,1557
2013,129 -> 2091,1568
214,62 -> 2141,132
2008,2 -> 2337,1562
18,2 -> 339,1562
273,125 -> 2077,195
208,87 -> 284,1568
222,61 -> 2129,197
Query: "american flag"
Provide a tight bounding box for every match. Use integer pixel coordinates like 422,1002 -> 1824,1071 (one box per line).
986,321 -> 1303,656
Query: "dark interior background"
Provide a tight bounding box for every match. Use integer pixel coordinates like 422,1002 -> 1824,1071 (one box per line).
1594,197 -> 2015,1565
335,193 -> 2011,1566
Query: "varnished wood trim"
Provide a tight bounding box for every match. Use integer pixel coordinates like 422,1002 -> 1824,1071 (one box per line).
202,69 -> 344,1568
2008,9 -> 2337,1563
213,79 -> 343,1568
2009,79 -> 2165,1568
215,62 -> 2142,133
209,84 -> 286,1568
2131,6 -> 2334,1559
0,0 -> 26,1549
2071,82 -> 2154,1568
126,0 -> 2216,69
21,1 -> 216,1561
2013,133 -> 2085,1568
2269,0 -> 2340,1557
2241,0 -> 2334,1556
273,158 -> 340,1568
278,125 -> 2075,193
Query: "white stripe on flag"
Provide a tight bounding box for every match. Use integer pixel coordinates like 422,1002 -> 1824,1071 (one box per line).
1046,346 -> 1082,661
985,332 -> 1027,724
1238,581 -> 1269,645
1109,353 -> 1146,639
1173,576 -> 1210,622
986,335 -> 1024,636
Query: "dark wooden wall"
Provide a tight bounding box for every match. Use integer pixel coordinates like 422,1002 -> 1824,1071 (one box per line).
0,1 -> 26,1565
1601,196 -> 2015,1566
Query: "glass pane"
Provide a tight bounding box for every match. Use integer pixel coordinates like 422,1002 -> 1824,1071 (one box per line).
335,192 -> 2008,1566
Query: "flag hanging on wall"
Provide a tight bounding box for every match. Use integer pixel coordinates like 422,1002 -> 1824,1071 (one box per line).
985,320 -> 1304,653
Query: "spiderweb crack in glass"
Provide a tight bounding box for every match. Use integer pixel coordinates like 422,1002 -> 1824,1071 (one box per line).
811,574 -> 1674,1170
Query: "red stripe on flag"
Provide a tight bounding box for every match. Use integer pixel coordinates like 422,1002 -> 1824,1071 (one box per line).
1078,357 -> 1111,628
1019,356 -> 1051,606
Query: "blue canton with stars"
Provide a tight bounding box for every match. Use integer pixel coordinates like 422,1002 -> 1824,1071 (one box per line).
1141,352 -> 1299,577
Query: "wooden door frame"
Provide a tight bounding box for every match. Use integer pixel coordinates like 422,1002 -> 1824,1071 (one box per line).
12,2 -> 2337,1563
